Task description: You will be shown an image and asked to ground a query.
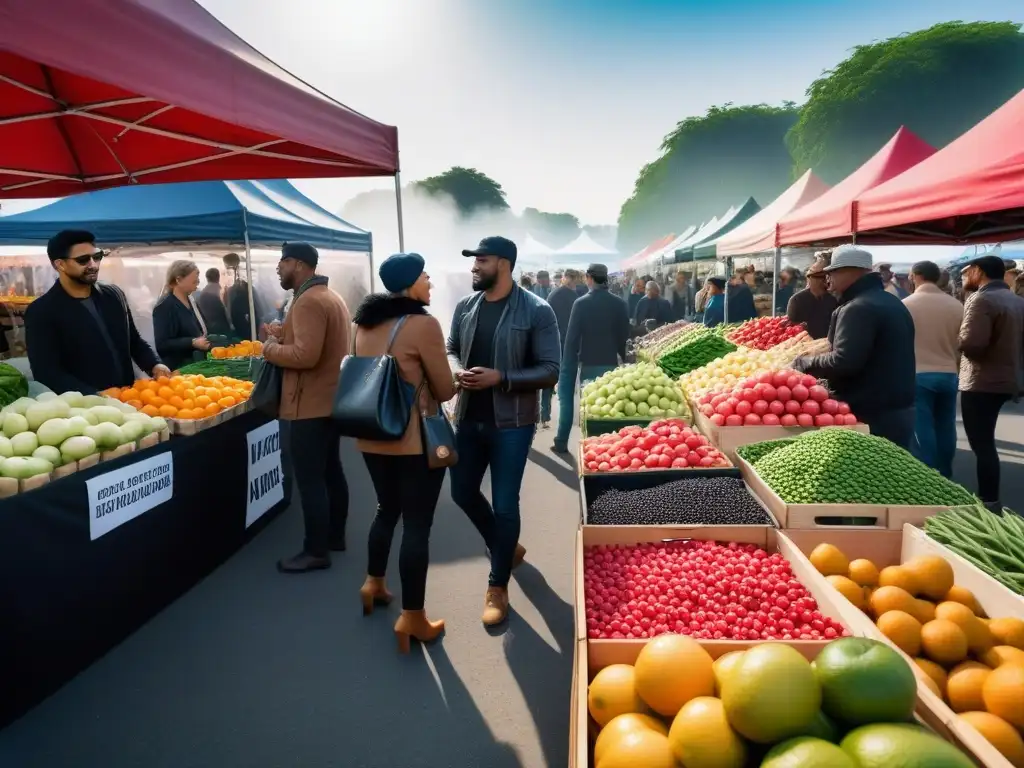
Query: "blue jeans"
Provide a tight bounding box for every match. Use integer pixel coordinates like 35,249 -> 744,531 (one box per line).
912,372 -> 958,477
540,388 -> 553,422
450,422 -> 536,587
555,364 -> 617,446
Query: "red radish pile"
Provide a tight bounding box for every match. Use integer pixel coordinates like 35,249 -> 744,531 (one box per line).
583,540 -> 848,640
581,419 -> 730,472
727,316 -> 806,350
696,369 -> 859,428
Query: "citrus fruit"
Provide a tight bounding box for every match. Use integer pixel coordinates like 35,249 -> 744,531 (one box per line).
869,586 -> 916,618
982,664 -> 1024,728
840,723 -> 975,767
902,555 -> 955,601
921,619 -> 969,665
667,696 -> 746,768
588,664 -> 644,726
958,712 -> 1024,768
593,713 -> 668,765
827,575 -> 866,609
943,585 -> 982,615
762,736 -> 857,768
799,710 -> 841,743
876,610 -> 922,656
980,645 -> 1024,668
712,650 -> 745,695
914,658 -> 948,696
810,544 -> 849,576
988,617 -> 1024,650
848,558 -> 879,587
919,673 -> 942,698
812,637 -> 916,726
597,728 -> 676,768
909,599 -> 936,624
633,634 -> 714,716
721,643 -> 820,743
935,602 -> 993,654
946,661 -> 991,712
878,565 -> 920,596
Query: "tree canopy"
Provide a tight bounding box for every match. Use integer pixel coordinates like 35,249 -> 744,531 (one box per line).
616,104 -> 798,252
414,166 -> 509,215
520,207 -> 580,248
788,21 -> 1024,183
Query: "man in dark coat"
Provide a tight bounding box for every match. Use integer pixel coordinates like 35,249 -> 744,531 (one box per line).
792,246 -> 916,449
197,267 -> 233,337
542,270 -> 580,426
726,273 -> 758,323
632,281 -> 674,327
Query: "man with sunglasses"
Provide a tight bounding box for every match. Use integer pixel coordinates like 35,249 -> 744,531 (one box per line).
26,230 -> 170,394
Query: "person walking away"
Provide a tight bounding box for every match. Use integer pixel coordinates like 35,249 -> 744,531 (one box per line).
957,254 -> 1024,510
633,281 -> 674,326
665,271 -> 691,320
787,260 -> 838,339
353,253 -> 456,652
263,243 -> 351,573
447,236 -> 560,626
26,229 -> 170,393
533,270 -> 552,300
197,267 -> 232,337
223,252 -> 271,340
545,269 -> 580,428
152,260 -> 211,371
775,267 -> 799,316
727,271 -> 758,322
903,261 -> 964,478
792,246 -> 917,449
877,263 -> 909,299
552,264 -> 629,453
702,277 -> 727,327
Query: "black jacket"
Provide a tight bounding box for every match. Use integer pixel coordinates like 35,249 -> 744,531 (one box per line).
447,283 -> 561,428
26,280 -> 160,394
563,285 -> 629,368
547,285 -> 579,346
153,293 -> 208,371
633,295 -> 674,325
796,273 -> 916,419
727,283 -> 758,323
196,284 -> 232,336
226,281 -> 270,340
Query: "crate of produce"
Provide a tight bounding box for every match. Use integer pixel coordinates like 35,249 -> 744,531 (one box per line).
736,428 -> 976,529
582,416 -> 652,439
579,362 -> 691,433
782,524 -> 1024,768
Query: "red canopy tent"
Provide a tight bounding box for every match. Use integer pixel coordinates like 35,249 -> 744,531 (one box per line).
622,235 -> 676,270
853,89 -> 1024,244
776,127 -> 935,247
0,0 -> 399,200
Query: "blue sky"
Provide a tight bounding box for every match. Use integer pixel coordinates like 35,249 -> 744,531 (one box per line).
6,1 -> 1022,225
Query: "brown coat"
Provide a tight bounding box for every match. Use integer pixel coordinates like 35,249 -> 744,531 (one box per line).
958,281 -> 1024,395
262,280 -> 350,420
352,297 -> 455,455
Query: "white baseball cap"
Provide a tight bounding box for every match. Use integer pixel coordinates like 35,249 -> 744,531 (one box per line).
824,245 -> 873,272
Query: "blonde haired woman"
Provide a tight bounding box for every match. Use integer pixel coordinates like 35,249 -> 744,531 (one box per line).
152,260 -> 210,371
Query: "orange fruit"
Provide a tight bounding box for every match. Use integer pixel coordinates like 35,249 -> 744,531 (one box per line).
158,404 -> 178,419
139,389 -> 154,403
181,399 -> 194,410
909,599 -> 936,625
947,661 -> 991,712
185,388 -> 197,401
920,619 -> 969,666
878,565 -> 920,596
176,409 -> 195,420
102,387 -> 122,398
876,611 -> 923,656
849,559 -> 880,587
914,658 -> 948,697
168,396 -> 185,409
125,399 -> 144,410
943,584 -> 980,616
594,714 -> 669,766
979,645 -> 1024,669
983,664 -> 1024,728
827,575 -> 866,610
157,386 -> 175,400
149,396 -> 167,408
957,712 -> 1024,767
988,618 -> 1024,650
119,388 -> 141,403
218,396 -> 236,409
156,376 -> 170,384
902,555 -> 955,601
869,586 -> 917,619
195,395 -> 212,408
935,602 -> 993,655
633,634 -> 715,717
141,405 -> 159,417
588,664 -> 644,727
204,403 -> 222,417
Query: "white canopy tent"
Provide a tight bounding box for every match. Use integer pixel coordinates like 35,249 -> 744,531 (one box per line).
556,231 -> 617,259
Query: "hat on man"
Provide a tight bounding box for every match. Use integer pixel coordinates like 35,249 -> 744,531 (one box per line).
586,263 -> 608,280
281,241 -> 319,268
462,236 -> 517,267
960,254 -> 1007,280
379,252 -> 426,293
805,259 -> 828,278
824,245 -> 873,273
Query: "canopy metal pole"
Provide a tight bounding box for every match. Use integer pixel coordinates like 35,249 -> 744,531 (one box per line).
242,209 -> 257,342
723,256 -> 732,324
367,232 -> 375,294
771,246 -> 781,317
394,172 -> 406,253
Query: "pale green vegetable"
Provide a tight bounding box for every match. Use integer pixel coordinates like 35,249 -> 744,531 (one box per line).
1,412 -> 27,438
0,456 -> 53,479
113,400 -> 138,415
81,395 -> 109,408
36,418 -> 72,447
85,423 -> 124,451
5,397 -> 35,416
89,405 -> 125,426
34,392 -> 57,402
25,399 -> 71,430
11,431 -> 38,456
123,412 -> 154,435
120,419 -> 146,443
58,391 -> 86,408
150,416 -> 168,433
33,445 -> 63,466
68,407 -> 100,425
67,416 -> 91,437
0,435 -> 12,458
60,435 -> 97,462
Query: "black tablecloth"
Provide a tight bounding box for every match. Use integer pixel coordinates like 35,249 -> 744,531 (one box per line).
0,410 -> 287,728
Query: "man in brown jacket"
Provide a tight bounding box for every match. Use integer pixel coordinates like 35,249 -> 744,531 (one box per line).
958,254 -> 1024,508
263,242 -> 351,573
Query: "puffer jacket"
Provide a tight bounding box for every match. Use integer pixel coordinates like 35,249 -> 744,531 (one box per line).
447,284 -> 561,427
959,281 -> 1024,395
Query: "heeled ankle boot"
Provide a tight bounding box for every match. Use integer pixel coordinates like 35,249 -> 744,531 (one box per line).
513,543 -> 527,569
393,610 -> 445,654
359,576 -> 393,616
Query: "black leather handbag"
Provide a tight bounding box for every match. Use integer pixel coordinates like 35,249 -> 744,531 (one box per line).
250,358 -> 283,418
332,316 -> 412,440
415,379 -> 458,469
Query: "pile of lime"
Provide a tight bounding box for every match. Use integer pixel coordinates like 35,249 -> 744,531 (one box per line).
735,438 -> 796,465
751,428 -> 976,506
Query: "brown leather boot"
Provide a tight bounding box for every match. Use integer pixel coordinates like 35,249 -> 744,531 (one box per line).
482,587 -> 509,626
512,543 -> 527,569
359,576 -> 394,616
393,610 -> 445,654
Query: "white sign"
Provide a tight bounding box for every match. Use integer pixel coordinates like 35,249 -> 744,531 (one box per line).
246,419 -> 284,527
86,452 -> 174,541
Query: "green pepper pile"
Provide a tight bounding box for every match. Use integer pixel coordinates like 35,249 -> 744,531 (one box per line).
657,331 -> 736,378
751,428 -> 976,506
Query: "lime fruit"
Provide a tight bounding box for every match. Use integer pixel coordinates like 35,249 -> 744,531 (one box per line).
799,709 -> 841,743
813,637 -> 916,725
762,736 -> 857,768
840,723 -> 976,767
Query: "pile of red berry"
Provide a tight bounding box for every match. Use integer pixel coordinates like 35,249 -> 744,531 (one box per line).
697,369 -> 859,428
727,316 -> 807,350
583,540 -> 848,641
581,419 -> 730,472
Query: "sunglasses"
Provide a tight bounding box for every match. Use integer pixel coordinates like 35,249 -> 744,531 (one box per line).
67,251 -> 105,266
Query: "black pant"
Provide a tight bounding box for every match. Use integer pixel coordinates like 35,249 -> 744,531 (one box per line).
290,417 -> 348,557
960,391 -> 1011,502
363,453 -> 446,611
864,406 -> 916,451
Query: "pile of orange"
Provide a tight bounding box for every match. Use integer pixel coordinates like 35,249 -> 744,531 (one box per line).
211,340 -> 262,359
103,374 -> 254,421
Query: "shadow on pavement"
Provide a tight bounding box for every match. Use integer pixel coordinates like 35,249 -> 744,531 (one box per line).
527,447 -> 578,490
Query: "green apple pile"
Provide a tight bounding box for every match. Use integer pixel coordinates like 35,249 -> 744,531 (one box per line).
582,363 -> 690,422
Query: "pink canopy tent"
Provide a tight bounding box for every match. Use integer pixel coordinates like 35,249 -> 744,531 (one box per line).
715,170 -> 830,256
776,127 -> 936,247
853,88 -> 1024,244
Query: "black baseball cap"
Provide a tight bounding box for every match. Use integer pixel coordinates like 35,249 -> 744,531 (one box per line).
281,241 -> 319,268
961,254 -> 1006,280
462,236 -> 517,267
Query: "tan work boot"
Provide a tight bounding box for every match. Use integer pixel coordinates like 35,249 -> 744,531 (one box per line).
482,587 -> 509,626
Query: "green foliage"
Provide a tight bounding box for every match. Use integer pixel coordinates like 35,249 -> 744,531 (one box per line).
521,207 -> 580,248
788,21 -> 1024,183
414,166 -> 509,215
617,104 -> 798,252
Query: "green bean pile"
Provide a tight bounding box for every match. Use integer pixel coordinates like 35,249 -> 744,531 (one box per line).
924,505 -> 1024,595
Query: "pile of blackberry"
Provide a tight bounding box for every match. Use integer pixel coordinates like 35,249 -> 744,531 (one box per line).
587,476 -> 774,526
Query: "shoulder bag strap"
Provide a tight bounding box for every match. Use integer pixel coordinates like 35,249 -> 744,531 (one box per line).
385,315 -> 409,354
